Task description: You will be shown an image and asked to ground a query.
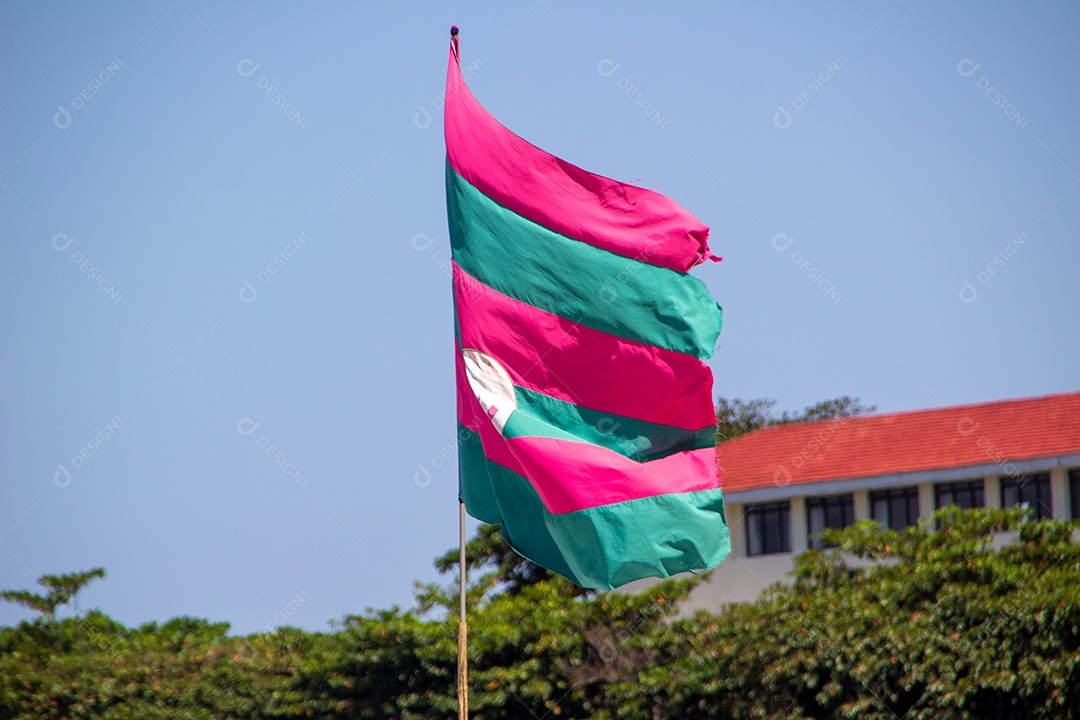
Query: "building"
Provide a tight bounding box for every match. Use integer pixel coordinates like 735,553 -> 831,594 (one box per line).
684,391 -> 1080,610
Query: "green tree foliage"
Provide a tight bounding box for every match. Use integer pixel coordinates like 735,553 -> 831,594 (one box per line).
431,522 -> 562,598
292,573 -> 698,719
716,395 -> 875,443
626,507 -> 1080,719
0,568 -> 104,620
2,509 -> 1078,719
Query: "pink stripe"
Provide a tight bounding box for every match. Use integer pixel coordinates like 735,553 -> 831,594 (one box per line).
456,350 -> 721,514
507,436 -> 720,514
445,40 -> 717,274
454,263 -> 715,430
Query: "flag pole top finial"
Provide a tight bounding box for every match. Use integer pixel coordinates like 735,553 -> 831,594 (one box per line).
450,26 -> 459,37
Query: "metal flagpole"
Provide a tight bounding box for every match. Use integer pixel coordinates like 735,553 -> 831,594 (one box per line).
457,498 -> 468,720
452,25 -> 467,720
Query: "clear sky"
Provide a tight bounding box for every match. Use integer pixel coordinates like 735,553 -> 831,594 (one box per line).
2,2 -> 1077,634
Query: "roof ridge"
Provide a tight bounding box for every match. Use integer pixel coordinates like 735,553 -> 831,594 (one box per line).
722,390 -> 1080,437
717,390 -> 1080,492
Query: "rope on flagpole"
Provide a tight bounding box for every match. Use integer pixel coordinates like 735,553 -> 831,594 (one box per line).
457,497 -> 468,720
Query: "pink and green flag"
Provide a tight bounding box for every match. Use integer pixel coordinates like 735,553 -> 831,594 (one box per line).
445,31 -> 729,590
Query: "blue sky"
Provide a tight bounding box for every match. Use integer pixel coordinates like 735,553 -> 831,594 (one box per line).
2,2 -> 1077,634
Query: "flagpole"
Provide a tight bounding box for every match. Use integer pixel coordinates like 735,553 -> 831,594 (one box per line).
450,25 -> 467,720
457,497 -> 468,720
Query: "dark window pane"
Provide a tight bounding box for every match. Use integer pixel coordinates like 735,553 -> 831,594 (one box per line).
871,487 -> 919,530
745,502 -> 791,556
808,505 -> 825,539
1036,477 -> 1052,518
773,505 -> 790,553
971,484 -> 985,507
937,480 -> 986,511
906,493 -> 919,527
747,512 -> 761,556
1071,469 -> 1080,520
806,494 -> 854,550
872,497 -> 888,522
1001,473 -> 1052,520
937,486 -> 954,507
763,511 -> 778,553
1003,482 -> 1020,509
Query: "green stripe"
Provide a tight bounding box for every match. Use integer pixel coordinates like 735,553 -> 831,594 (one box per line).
446,162 -> 723,360
457,422 -> 581,583
503,386 -> 716,462
458,424 -> 730,590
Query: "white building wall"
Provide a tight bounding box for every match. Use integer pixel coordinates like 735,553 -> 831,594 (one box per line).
686,455 -> 1080,612
681,552 -> 794,612
790,496 -> 808,553
1050,468 -> 1068,518
917,482 -> 934,519
853,489 -> 870,520
726,502 -> 745,556
985,475 -> 1001,507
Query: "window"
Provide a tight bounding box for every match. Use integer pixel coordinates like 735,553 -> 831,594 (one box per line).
745,502 -> 790,556
871,487 -> 920,531
1001,473 -> 1052,520
807,494 -> 854,549
935,480 -> 984,510
1071,469 -> 1080,521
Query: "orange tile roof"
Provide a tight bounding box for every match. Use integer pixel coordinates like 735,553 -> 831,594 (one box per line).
717,391 -> 1080,492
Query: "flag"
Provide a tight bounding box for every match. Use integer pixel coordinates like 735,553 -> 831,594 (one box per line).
444,32 -> 729,590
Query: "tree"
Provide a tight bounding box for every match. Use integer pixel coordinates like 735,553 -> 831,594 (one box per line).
37,568 -> 106,615
0,568 -> 105,620
714,396 -> 782,442
629,507 -> 1080,719
2,509 -> 1079,718
432,523 -> 573,599
716,395 -> 875,443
